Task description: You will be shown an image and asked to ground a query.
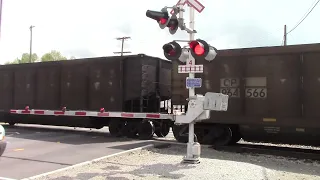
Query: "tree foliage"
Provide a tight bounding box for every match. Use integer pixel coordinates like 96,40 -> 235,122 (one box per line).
5,53 -> 38,65
41,50 -> 67,62
69,56 -> 76,60
4,50 -> 73,65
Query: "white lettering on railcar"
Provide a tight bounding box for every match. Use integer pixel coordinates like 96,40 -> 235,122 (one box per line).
245,88 -> 267,98
220,78 -> 240,98
245,77 -> 267,99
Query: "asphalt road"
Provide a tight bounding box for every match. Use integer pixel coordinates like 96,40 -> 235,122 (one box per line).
0,124 -> 156,180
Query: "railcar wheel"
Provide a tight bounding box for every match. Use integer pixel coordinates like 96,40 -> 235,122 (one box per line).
205,125 -> 233,146
172,124 -> 188,143
229,126 -> 242,144
93,123 -> 104,129
90,117 -> 105,129
108,119 -> 126,137
123,121 -> 139,138
155,120 -> 171,137
8,122 -> 15,126
138,120 -> 155,140
195,128 -> 210,144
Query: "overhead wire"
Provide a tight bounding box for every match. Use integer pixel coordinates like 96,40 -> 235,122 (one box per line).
295,0 -> 319,23
286,0 -> 320,34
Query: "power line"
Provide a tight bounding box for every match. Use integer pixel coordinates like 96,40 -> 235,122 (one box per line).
296,0 -> 318,23
287,0 -> 320,34
113,36 -> 131,56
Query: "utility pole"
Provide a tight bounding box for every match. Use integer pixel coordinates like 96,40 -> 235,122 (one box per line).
29,25 -> 35,63
0,0 -> 3,41
283,24 -> 287,46
113,36 -> 131,56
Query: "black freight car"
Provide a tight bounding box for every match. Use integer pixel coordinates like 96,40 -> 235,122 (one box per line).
0,54 -> 173,139
171,43 -> 320,146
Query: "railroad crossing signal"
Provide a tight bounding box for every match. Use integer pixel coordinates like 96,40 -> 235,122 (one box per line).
146,0 -> 220,165
189,39 -> 217,61
163,41 -> 189,62
146,9 -> 180,35
162,39 -> 217,62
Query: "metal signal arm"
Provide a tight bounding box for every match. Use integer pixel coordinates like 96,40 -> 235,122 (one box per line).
174,92 -> 229,124
160,5 -> 196,34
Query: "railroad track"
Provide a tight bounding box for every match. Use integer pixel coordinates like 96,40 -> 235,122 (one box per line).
153,139 -> 320,162
212,143 -> 320,162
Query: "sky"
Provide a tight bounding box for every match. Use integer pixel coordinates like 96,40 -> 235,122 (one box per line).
0,0 -> 320,64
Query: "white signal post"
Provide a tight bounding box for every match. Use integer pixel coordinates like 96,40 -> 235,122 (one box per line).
146,0 -> 225,164
174,0 -> 205,164
186,6 -> 197,164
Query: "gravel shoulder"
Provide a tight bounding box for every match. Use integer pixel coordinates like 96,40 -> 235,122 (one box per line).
31,144 -> 320,180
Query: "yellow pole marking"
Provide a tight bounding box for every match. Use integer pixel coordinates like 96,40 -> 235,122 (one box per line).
13,148 -> 24,152
296,128 -> 305,132
263,118 -> 276,122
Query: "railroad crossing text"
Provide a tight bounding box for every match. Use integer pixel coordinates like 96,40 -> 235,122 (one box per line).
219,77 -> 268,99
220,78 -> 240,98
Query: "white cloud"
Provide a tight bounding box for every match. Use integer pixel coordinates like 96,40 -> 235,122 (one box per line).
0,0 -> 320,64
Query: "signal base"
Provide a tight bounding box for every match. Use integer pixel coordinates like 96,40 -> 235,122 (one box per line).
182,158 -> 200,164
181,142 -> 201,164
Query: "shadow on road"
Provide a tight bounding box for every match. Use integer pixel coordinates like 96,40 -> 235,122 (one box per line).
47,161 -> 194,180
0,155 -> 73,166
2,124 -> 155,146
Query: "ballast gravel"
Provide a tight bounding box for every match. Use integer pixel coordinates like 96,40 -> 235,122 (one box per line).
32,144 -> 320,180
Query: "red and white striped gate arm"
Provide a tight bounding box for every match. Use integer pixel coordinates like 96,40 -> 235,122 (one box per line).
9,106 -> 173,120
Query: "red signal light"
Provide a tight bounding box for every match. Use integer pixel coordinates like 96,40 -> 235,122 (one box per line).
159,18 -> 167,24
146,9 -> 179,35
189,40 -> 206,56
163,41 -> 182,61
194,44 -> 205,55
168,49 -> 176,56
146,10 -> 169,29
189,41 -> 204,55
189,39 -> 218,61
167,17 -> 179,35
189,41 -> 198,49
163,44 -> 177,56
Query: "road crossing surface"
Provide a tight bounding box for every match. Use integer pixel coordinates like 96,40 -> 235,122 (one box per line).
0,124 -> 156,179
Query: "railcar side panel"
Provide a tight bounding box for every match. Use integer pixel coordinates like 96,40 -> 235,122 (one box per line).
171,60 -> 188,108
196,56 -> 245,120
13,64 -> 37,109
302,52 -> 320,122
35,62 -> 61,109
124,57 -> 143,101
60,60 -> 89,110
0,67 -> 14,110
159,59 -> 172,99
244,54 -> 301,119
88,58 -> 123,111
140,57 -> 157,98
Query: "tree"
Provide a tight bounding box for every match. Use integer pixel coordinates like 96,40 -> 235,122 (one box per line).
69,56 -> 76,60
41,50 -> 67,62
4,50 -> 73,65
5,53 -> 38,64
